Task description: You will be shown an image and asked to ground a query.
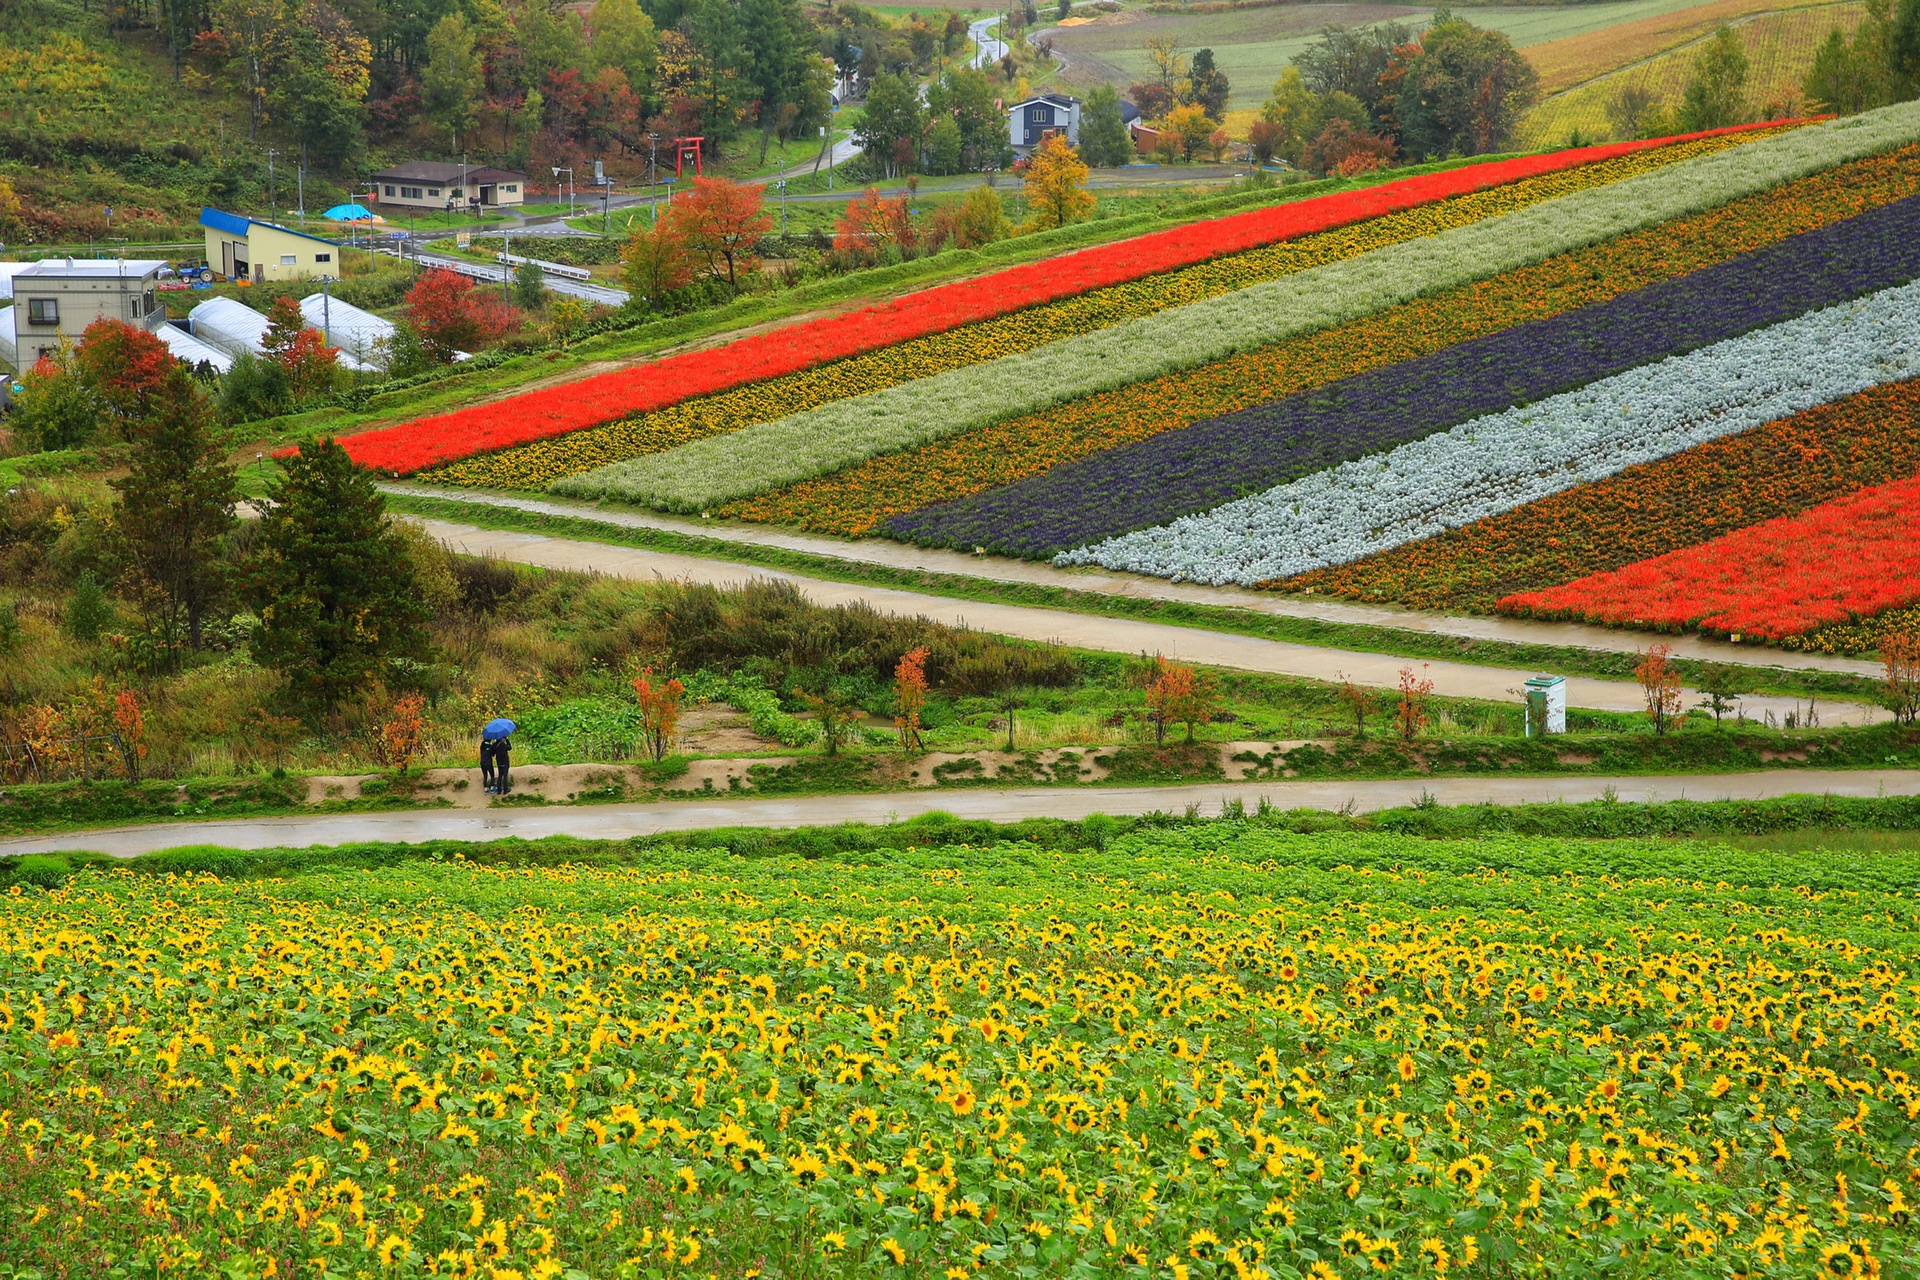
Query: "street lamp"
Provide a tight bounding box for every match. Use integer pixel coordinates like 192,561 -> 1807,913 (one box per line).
551,166 -> 575,217
776,178 -> 788,236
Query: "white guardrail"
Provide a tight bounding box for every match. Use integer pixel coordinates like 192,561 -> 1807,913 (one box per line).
497,252 -> 593,281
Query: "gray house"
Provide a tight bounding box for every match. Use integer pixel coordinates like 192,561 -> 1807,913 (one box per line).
1008,94 -> 1081,151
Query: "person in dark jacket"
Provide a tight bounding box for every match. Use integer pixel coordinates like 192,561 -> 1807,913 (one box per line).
479,733 -> 498,792
490,733 -> 512,794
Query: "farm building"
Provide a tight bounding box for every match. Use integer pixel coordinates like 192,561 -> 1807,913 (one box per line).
199,208 -> 342,284
371,162 -> 528,211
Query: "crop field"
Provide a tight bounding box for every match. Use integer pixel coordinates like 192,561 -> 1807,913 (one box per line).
1522,0 -> 1857,94
1515,3 -> 1869,146
1048,0 -> 1747,109
8,826 -> 1920,1278
371,106 -> 1920,654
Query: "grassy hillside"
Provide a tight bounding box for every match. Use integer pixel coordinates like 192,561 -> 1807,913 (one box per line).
1517,2 -> 1865,144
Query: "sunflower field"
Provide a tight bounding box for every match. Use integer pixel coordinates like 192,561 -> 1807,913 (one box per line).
5,828 -> 1920,1279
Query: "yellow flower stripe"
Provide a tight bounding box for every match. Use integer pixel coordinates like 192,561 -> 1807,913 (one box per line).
420,130 -> 1774,490
722,143 -> 1920,536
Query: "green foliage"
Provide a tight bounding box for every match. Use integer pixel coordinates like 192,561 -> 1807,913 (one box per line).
113,368 -> 238,654
684,668 -> 820,747
1397,12 -> 1540,158
512,259 -> 547,311
245,437 -> 429,714
218,351 -> 293,425
64,571 -> 112,641
1079,82 -> 1135,168
1678,26 -> 1751,132
11,349 -> 100,452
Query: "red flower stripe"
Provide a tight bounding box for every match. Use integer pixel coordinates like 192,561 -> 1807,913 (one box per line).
1496,473 -> 1920,639
340,125 -> 1786,474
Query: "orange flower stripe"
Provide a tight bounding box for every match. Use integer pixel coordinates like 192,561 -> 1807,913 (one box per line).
721,145 -> 1920,536
421,131 -> 1771,491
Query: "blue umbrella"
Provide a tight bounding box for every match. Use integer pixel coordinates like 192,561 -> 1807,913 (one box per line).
483,718 -> 516,739
322,202 -> 376,221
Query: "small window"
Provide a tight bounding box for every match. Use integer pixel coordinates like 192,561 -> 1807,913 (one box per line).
280,254 -> 297,266
26,297 -> 57,325
315,253 -> 331,263
504,184 -> 517,193
384,184 -> 396,196
427,187 -> 441,197
402,186 -> 424,199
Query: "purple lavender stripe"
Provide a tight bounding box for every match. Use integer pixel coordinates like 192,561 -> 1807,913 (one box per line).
883,193 -> 1920,559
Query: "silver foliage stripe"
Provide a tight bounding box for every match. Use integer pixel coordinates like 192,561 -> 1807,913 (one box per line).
557,104 -> 1920,511
1056,279 -> 1920,585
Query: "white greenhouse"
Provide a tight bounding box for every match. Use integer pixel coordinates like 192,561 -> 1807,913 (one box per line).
186,296 -> 270,359
298,292 -> 394,370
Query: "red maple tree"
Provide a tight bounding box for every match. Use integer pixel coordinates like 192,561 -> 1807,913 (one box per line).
404,268 -> 520,362
74,319 -> 175,419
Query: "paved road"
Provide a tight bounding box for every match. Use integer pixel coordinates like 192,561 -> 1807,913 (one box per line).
971,16 -> 1010,69
408,517 -> 1883,724
11,770 -> 1916,858
389,488 -> 1884,681
397,247 -> 629,308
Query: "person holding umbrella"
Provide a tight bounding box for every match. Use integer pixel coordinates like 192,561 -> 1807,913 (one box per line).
481,718 -> 516,794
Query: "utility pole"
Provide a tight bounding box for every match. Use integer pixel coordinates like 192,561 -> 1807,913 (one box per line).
777,178 -> 788,236
647,134 -> 659,223
297,143 -> 306,220
503,231 -> 512,301
266,147 -> 278,215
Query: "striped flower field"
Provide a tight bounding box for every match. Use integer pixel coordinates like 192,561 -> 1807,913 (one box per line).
369,104 -> 1920,653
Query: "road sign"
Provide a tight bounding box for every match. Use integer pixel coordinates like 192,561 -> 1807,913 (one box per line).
456,231 -> 471,248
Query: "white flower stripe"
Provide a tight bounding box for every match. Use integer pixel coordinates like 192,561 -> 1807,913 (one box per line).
1056,279 -> 1920,585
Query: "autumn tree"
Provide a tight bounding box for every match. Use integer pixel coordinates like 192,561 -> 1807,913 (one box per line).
404,268 -> 520,362
113,689 -> 148,781
375,692 -> 428,770
1339,674 -> 1369,738
928,184 -> 1009,250
633,667 -> 685,761
1144,656 -> 1218,745
1017,133 -> 1094,230
1636,643 -> 1685,735
1307,117 -> 1397,175
671,176 -> 772,291
74,319 -> 176,423
834,187 -> 915,266
620,216 -> 696,311
1882,632 -> 1920,725
263,297 -> 339,399
893,647 -> 929,752
111,366 -> 239,654
1395,664 -> 1434,741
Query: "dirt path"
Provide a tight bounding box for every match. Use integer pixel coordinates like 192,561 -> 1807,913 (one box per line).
390,491 -> 1885,681
409,516 -> 1885,725
12,769 -> 1917,858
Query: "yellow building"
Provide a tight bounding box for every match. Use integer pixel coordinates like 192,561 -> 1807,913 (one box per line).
199,207 -> 343,284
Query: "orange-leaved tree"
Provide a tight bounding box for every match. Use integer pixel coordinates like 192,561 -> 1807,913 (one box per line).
404,267 -> 520,361
671,176 -> 772,292
1395,664 -> 1434,741
112,688 -> 147,781
376,692 -> 428,771
633,667 -> 685,762
620,215 -> 696,312
1144,656 -> 1219,745
1636,644 -> 1684,735
893,646 -> 929,752
1015,133 -> 1094,230
1882,632 -> 1920,725
74,318 -> 175,421
834,187 -> 915,267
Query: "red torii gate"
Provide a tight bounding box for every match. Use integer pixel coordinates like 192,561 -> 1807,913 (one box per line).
673,136 -> 704,179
